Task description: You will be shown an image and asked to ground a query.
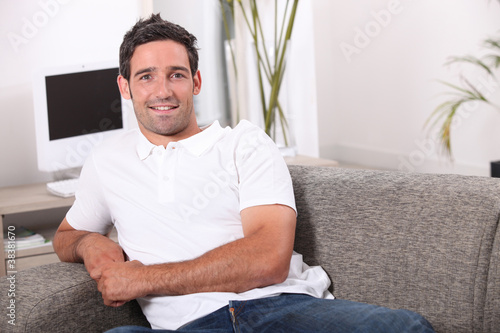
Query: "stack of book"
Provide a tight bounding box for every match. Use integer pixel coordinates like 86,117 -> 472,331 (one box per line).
4,227 -> 52,251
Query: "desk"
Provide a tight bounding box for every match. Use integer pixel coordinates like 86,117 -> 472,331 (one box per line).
0,183 -> 75,276
284,154 -> 339,167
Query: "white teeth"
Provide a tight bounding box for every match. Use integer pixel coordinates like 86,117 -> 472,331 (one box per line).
152,106 -> 176,111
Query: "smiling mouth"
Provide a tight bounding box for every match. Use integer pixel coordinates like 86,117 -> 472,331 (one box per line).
150,105 -> 178,112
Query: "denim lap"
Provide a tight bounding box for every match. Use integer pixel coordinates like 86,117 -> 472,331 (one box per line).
106,294 -> 434,333
229,294 -> 434,333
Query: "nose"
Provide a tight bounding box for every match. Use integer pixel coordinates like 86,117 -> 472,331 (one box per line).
156,75 -> 172,99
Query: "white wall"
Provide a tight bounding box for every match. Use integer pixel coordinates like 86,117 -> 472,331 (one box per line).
312,0 -> 500,176
2,0 -> 500,189
0,0 -> 144,187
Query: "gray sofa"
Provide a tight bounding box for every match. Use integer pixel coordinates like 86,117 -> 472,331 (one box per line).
1,165 -> 499,332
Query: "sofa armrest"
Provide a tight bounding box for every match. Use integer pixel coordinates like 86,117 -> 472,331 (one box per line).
0,262 -> 150,333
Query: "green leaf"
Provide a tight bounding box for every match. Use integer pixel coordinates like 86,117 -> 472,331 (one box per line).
446,55 -> 495,75
222,0 -> 300,140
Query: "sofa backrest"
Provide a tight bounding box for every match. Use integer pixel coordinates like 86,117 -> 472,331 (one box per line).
288,165 -> 500,333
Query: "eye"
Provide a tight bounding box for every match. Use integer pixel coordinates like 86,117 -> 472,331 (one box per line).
172,73 -> 185,79
140,74 -> 152,81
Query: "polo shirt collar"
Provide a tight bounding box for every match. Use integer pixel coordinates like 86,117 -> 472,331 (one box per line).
136,120 -> 226,160
179,120 -> 226,156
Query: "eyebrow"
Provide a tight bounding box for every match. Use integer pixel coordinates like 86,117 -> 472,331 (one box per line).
133,67 -> 156,78
133,66 -> 190,78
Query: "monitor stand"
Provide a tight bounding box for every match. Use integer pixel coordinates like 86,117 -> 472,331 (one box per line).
51,166 -> 82,181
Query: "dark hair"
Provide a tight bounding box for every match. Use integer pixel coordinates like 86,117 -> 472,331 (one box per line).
119,13 -> 199,81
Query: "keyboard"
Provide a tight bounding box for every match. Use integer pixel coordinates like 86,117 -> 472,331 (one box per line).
46,178 -> 79,197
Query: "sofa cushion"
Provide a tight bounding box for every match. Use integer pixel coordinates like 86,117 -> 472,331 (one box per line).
288,165 -> 500,333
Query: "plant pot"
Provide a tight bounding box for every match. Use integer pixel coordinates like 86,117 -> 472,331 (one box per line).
491,160 -> 500,178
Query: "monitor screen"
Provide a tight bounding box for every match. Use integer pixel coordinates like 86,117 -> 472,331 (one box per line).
33,62 -> 129,175
45,68 -> 123,141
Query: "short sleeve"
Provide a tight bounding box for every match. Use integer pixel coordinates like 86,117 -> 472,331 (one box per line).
234,122 -> 296,213
65,152 -> 113,234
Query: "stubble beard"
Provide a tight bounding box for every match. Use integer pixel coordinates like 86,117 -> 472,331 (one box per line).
134,98 -> 194,137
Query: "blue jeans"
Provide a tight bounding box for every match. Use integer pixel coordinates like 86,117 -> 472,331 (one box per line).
106,294 -> 435,333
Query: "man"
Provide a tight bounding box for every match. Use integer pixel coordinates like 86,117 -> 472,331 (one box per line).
53,14 -> 434,332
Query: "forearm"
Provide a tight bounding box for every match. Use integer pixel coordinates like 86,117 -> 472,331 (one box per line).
97,232 -> 291,307
144,205 -> 295,296
143,233 -> 291,296
53,228 -> 93,263
54,218 -> 125,276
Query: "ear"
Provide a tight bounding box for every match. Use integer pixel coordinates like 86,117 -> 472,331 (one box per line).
193,70 -> 202,96
117,75 -> 132,100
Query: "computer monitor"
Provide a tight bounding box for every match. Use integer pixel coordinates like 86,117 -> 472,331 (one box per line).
33,61 -> 129,177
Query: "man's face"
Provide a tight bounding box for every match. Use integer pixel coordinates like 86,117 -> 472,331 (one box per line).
118,40 -> 201,144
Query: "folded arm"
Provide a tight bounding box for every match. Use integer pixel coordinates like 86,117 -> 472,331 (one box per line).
91,204 -> 296,306
53,218 -> 125,277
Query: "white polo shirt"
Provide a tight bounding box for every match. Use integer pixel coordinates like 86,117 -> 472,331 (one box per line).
66,120 -> 333,330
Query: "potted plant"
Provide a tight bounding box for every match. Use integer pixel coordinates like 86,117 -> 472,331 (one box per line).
219,0 -> 299,155
425,4 -> 500,177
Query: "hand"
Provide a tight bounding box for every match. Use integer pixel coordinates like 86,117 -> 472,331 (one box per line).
77,233 -> 125,282
93,260 -> 148,307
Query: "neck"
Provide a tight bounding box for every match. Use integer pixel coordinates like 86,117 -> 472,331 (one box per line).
140,124 -> 202,147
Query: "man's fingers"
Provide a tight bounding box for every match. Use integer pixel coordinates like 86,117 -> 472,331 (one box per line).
90,267 -> 103,282
100,281 -> 127,307
108,300 -> 127,307
93,261 -> 144,307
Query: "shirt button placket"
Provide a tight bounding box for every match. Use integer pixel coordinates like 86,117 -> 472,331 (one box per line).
158,143 -> 177,203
